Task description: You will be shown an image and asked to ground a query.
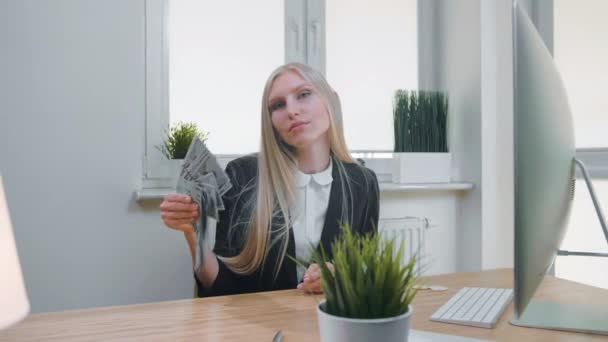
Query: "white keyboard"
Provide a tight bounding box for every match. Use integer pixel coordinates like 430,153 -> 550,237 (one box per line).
430,287 -> 513,328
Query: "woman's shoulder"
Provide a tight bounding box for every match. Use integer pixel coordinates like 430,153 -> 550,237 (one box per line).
340,158 -> 376,177
226,153 -> 258,170
226,153 -> 258,193
337,158 -> 379,190
225,154 -> 258,185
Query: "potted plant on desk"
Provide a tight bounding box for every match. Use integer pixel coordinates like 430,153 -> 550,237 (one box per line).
393,90 -> 450,183
296,225 -> 419,342
157,121 -> 208,178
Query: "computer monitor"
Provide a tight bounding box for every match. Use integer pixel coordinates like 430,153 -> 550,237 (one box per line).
511,1 -> 608,335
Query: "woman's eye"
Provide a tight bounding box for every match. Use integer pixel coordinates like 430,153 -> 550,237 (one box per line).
298,91 -> 312,99
270,102 -> 285,112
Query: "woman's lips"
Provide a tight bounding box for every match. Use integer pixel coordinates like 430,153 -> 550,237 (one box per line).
289,121 -> 308,132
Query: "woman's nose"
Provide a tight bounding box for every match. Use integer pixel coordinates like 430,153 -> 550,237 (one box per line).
286,100 -> 300,119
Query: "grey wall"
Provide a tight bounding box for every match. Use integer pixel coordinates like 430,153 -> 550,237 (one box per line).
0,0 -> 194,313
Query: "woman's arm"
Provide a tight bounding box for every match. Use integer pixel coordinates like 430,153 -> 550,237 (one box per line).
192,237 -> 220,289
160,194 -> 215,270
161,157 -> 251,295
179,229 -> 220,289
183,229 -> 196,264
195,157 -> 257,296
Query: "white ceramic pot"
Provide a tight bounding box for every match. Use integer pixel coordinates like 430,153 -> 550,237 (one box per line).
317,301 -> 413,342
392,152 -> 451,183
167,159 -> 183,179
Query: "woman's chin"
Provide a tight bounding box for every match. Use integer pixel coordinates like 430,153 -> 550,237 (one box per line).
289,140 -> 328,152
286,139 -> 310,150
283,131 -> 328,151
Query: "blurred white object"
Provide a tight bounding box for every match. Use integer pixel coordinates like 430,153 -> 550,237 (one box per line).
0,175 -> 30,330
392,153 -> 452,183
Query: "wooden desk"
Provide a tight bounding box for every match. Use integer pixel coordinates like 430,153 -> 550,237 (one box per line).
1,269 -> 606,341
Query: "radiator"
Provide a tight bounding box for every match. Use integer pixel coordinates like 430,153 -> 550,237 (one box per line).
379,216 -> 430,275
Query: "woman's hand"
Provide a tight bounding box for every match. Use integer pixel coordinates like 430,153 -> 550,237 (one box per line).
160,194 -> 199,233
297,263 -> 334,294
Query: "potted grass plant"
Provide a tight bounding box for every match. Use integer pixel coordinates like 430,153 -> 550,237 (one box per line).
393,90 -> 450,183
157,121 -> 208,178
294,225 -> 419,342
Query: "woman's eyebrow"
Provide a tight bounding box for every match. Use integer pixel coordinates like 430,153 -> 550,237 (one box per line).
295,83 -> 313,91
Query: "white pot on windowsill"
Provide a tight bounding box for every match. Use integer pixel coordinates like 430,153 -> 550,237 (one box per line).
392,152 -> 451,183
317,301 -> 413,342
167,159 -> 183,179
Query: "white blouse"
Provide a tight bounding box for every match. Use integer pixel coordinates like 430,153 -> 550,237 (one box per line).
293,159 -> 333,282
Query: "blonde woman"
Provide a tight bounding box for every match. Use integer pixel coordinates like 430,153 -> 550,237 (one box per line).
160,63 -> 379,296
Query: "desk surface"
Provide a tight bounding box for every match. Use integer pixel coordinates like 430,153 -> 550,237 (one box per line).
2,269 -> 606,341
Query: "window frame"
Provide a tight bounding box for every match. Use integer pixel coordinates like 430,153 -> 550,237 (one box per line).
538,0 -> 608,279
537,1 -> 608,178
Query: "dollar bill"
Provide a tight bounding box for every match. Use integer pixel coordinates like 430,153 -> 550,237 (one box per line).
175,138 -> 233,270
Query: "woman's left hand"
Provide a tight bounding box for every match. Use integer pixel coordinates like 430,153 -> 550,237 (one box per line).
297,263 -> 334,294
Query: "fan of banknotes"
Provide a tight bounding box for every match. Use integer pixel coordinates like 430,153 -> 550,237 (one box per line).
176,137 -> 232,268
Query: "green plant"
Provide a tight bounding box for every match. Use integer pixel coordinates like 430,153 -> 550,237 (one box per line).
290,225 -> 419,319
393,90 -> 448,153
157,121 -> 208,159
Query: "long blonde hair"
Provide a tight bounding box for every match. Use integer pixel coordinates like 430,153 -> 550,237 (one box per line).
218,63 -> 356,277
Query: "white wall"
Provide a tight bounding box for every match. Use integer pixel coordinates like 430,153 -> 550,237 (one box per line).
0,0 -> 194,313
435,0 -> 483,271
422,0 -> 556,271
420,0 -> 521,271
479,0 -> 515,270
478,0 -> 555,270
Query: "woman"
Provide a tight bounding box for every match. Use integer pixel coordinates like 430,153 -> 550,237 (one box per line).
160,63 -> 379,297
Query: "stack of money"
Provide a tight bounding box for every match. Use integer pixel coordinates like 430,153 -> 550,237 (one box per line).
176,138 -> 232,267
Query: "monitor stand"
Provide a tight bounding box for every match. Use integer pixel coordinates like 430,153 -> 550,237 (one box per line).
510,300 -> 608,335
510,158 -> 608,335
557,159 -> 608,257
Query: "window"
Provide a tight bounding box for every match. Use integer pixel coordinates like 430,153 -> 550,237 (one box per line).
326,0 -> 417,151
169,0 -> 417,153
554,0 -> 608,289
168,1 -> 284,155
143,0 -> 418,184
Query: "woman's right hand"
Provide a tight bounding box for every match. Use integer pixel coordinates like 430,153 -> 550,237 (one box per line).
160,194 -> 199,233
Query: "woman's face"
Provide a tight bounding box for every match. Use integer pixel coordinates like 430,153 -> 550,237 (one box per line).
268,70 -> 330,150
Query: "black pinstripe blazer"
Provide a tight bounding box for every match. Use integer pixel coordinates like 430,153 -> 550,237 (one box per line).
196,154 -> 379,297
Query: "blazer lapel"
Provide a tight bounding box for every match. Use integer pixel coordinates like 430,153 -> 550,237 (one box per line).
268,212 -> 298,286
286,227 -> 297,283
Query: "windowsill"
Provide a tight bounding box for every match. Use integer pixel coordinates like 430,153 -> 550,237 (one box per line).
379,182 -> 474,192
135,181 -> 474,202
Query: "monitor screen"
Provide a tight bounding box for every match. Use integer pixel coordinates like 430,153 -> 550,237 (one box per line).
512,1 -> 576,317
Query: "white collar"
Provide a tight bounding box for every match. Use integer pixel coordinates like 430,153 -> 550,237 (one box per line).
294,159 -> 333,187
